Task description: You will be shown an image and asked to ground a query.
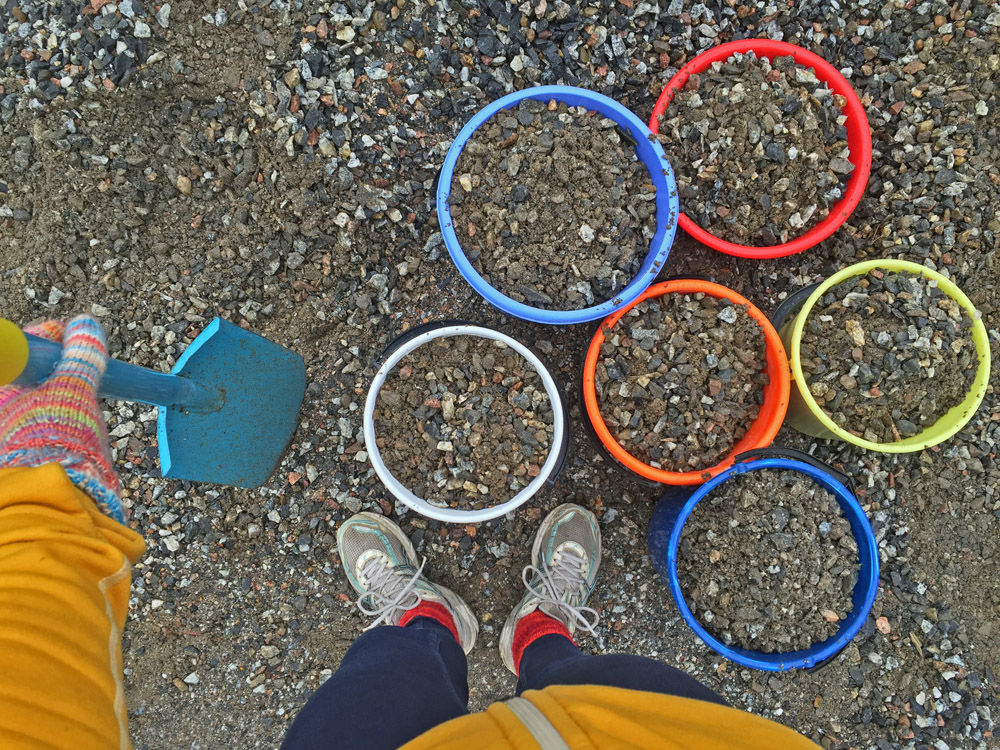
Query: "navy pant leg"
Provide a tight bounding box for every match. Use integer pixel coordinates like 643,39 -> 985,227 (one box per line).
282,619 -> 469,750
516,634 -> 727,706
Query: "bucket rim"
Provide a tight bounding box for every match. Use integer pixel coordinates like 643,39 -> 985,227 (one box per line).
363,323 -> 567,522
786,259 -> 992,453
581,278 -> 790,485
662,455 -> 880,671
436,84 -> 679,325
648,39 -> 872,259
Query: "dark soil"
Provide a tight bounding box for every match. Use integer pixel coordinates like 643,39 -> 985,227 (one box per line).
375,335 -> 554,510
449,99 -> 656,309
678,468 -> 861,653
594,293 -> 768,472
799,270 -> 979,443
657,52 -> 853,246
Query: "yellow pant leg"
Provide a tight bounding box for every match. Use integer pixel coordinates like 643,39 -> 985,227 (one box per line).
0,464 -> 145,750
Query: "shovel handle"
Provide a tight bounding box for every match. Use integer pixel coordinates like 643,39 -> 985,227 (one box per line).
1,320 -> 221,411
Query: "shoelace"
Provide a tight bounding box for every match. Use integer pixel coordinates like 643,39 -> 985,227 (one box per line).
357,556 -> 427,630
522,549 -> 600,635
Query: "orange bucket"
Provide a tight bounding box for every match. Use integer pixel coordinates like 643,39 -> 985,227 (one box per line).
581,279 -> 790,485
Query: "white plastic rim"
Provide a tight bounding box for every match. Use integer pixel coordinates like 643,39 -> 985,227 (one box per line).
363,324 -> 566,523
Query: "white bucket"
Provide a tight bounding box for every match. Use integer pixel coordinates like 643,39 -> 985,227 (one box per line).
363,323 -> 566,523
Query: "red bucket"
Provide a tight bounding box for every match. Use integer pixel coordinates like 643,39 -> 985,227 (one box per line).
649,39 -> 872,259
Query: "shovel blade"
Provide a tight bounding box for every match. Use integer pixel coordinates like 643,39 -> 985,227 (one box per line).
156,318 -> 305,487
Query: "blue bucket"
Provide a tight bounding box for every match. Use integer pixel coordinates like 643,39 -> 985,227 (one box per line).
436,85 -> 679,325
648,448 -> 880,671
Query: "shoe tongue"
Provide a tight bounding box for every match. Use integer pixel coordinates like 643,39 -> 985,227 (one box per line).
539,601 -> 570,626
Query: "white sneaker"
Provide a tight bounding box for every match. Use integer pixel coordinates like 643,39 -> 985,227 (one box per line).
337,512 -> 479,654
499,504 -> 602,674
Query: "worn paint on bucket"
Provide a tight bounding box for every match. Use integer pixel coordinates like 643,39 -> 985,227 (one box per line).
437,85 -> 679,325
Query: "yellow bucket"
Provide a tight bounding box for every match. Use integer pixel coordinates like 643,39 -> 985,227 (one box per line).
781,259 -> 992,453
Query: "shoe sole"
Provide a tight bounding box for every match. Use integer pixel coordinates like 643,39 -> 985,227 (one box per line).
430,581 -> 480,656
499,594 -> 525,674
499,504 -> 601,674
338,512 -> 479,655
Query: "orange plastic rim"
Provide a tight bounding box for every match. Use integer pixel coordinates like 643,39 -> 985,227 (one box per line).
649,39 -> 873,259
582,280 -> 791,485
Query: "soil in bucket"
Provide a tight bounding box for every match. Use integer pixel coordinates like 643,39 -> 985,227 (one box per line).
375,335 -> 554,510
655,52 -> 853,246
799,270 -> 978,443
449,99 -> 657,309
595,293 -> 768,473
677,468 -> 861,653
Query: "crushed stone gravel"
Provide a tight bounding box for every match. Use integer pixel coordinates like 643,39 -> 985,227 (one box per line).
678,468 -> 860,653
657,51 -> 853,246
450,99 -> 655,309
800,270 -> 979,443
0,2 -> 998,749
375,334 -> 553,510
595,293 -> 768,473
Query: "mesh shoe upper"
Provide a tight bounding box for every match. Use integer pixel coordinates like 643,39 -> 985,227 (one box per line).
336,512 -> 480,653
500,504 -> 602,674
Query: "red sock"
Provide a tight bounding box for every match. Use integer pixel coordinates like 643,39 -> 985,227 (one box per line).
399,601 -> 461,643
511,610 -> 574,676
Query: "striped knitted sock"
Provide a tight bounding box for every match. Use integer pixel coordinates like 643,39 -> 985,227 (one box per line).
0,316 -> 123,522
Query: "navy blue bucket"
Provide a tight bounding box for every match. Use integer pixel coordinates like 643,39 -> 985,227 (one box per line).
648,448 -> 879,671
436,84 -> 679,325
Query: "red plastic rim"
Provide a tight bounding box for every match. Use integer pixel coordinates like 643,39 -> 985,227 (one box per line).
582,279 -> 791,486
649,39 -> 873,259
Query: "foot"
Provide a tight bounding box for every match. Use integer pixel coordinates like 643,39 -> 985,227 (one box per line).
337,512 -> 479,654
499,504 -> 602,674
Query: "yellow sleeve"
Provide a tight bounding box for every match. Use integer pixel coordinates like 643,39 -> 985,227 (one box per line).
0,464 -> 145,750
403,684 -> 822,750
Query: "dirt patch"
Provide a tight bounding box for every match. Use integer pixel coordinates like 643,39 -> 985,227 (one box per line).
657,52 -> 853,246
594,292 -> 768,472
678,468 -> 861,653
449,99 -> 656,309
375,334 -> 554,510
799,270 -> 978,443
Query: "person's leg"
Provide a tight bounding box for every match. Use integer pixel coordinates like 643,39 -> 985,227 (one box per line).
283,512 -> 479,750
515,626 -> 726,705
499,503 -> 725,705
281,617 -> 470,750
0,465 -> 146,749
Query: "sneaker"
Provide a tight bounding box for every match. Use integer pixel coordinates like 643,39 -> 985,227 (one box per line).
499,504 -> 602,674
337,512 -> 479,654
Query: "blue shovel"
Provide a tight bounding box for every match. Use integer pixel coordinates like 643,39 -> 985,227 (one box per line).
0,317 -> 306,487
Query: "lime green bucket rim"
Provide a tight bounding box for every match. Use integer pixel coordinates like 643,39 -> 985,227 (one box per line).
788,259 -> 992,453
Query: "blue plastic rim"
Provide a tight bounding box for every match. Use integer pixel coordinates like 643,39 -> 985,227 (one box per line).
647,457 -> 880,671
436,85 -> 680,325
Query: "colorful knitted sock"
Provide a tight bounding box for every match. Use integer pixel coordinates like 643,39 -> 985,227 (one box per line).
511,610 -> 575,675
0,315 -> 123,522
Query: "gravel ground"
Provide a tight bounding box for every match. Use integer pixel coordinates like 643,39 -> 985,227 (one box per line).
2,1 -> 999,749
